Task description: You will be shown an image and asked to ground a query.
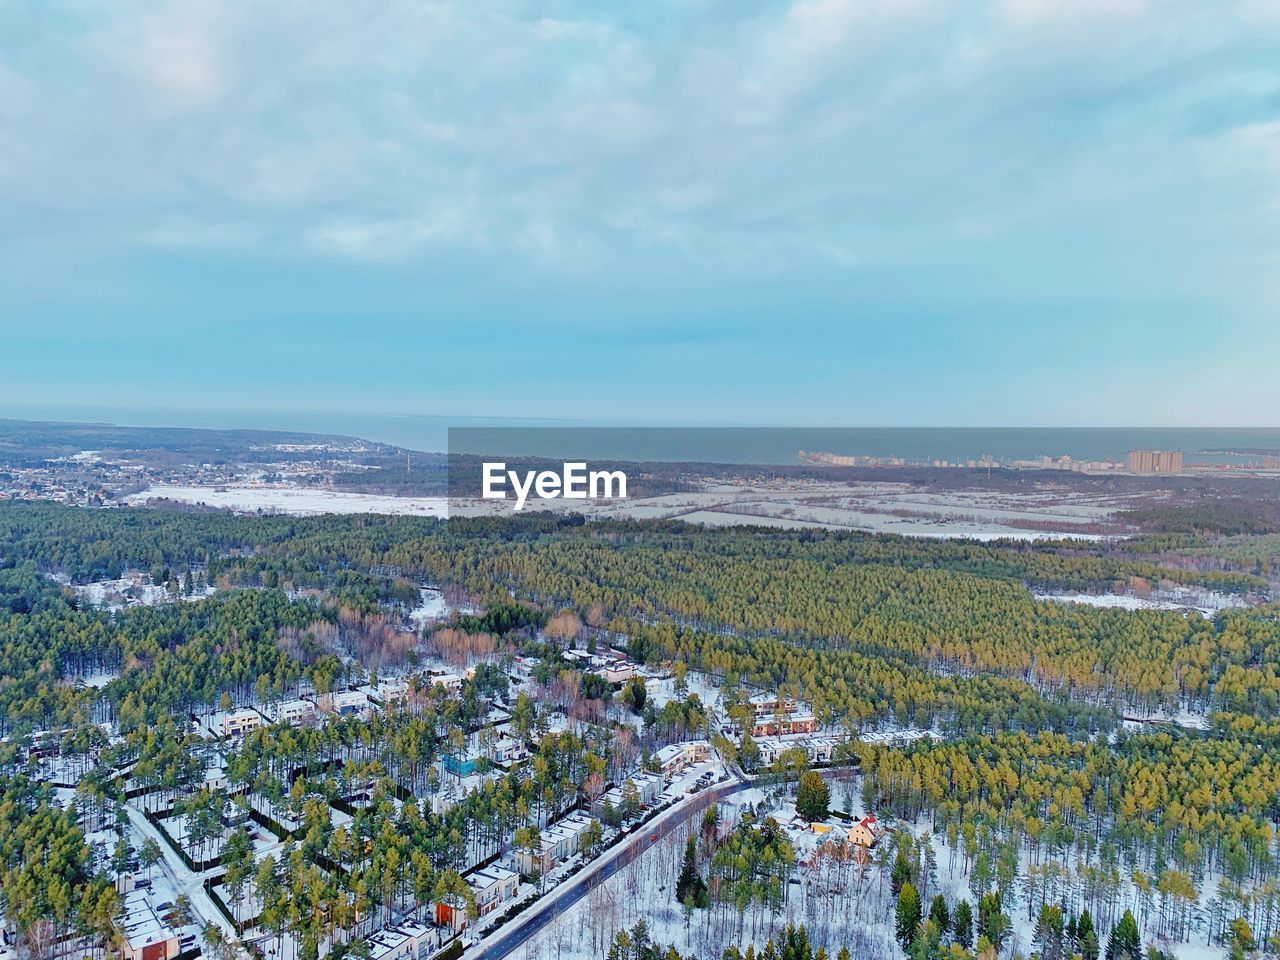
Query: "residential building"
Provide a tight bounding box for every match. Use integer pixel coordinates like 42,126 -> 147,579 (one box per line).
516,813 -> 600,876
466,865 -> 520,916
591,771 -> 663,817
756,734 -> 843,766
274,698 -> 315,726
220,708 -> 262,738
746,694 -> 818,735
485,732 -> 527,765
376,678 -> 410,703
119,890 -> 180,960
330,690 -> 372,717
367,921 -> 440,960
427,672 -> 464,694
655,741 -> 712,779
1127,450 -> 1184,474
848,814 -> 885,848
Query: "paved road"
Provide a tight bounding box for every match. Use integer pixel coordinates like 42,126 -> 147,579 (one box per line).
122,802 -> 236,939
466,778 -> 752,960
466,764 -> 858,960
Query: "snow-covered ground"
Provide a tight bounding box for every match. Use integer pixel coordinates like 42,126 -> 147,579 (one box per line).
122,478 -> 1133,540
52,572 -> 217,611
1035,589 -> 1249,618
125,484 -> 449,517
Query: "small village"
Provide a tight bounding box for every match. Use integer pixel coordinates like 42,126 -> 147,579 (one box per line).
2,582 -> 873,960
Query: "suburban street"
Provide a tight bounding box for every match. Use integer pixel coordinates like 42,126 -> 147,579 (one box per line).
465,763 -> 858,960
122,803 -> 237,940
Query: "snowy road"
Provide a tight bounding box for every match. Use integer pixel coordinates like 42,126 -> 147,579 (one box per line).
465,764 -> 859,960
122,802 -> 237,939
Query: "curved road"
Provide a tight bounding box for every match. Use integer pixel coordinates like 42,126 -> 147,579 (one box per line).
466,764 -> 858,960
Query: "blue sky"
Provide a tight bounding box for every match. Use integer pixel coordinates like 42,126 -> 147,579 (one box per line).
2,0 -> 1278,427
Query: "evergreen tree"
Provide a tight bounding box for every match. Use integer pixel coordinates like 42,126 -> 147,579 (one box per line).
1228,918 -> 1256,960
952,899 -> 974,950
1078,909 -> 1099,960
929,894 -> 950,937
896,881 -> 923,952
978,892 -> 1010,952
891,848 -> 912,898
1035,904 -> 1065,960
1106,911 -> 1142,960
675,836 -> 708,908
795,770 -> 830,821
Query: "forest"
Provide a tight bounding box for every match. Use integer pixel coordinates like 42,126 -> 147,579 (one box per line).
1,499 -> 1279,960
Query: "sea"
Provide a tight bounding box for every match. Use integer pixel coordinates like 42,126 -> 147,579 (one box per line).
6,403 -> 1280,466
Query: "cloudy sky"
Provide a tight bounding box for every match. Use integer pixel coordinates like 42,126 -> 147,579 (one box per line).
2,0 -> 1278,427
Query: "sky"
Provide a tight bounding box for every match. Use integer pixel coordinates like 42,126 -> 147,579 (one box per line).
1,0 -> 1278,428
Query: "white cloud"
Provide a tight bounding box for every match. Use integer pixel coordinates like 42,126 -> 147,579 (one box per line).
0,0 -> 1276,284
95,0 -> 235,113
134,218 -> 261,249
1000,0 -> 1150,26
304,203 -> 487,259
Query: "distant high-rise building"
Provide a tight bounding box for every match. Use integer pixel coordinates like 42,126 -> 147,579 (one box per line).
1127,449 -> 1183,474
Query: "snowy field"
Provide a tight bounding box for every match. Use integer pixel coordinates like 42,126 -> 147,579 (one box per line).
125,484 -> 449,517
122,478 -> 1134,540
1035,589 -> 1249,618
49,572 -> 218,611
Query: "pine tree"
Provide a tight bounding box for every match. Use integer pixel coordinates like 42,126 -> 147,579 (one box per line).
896,881 -> 923,951
1228,918 -> 1256,960
1036,904 -> 1065,960
953,899 -> 974,949
1078,909 -> 1099,960
676,836 -> 708,908
978,892 -> 1010,951
1106,911 -> 1142,960
891,848 -> 912,898
929,894 -> 950,937
795,770 -> 830,821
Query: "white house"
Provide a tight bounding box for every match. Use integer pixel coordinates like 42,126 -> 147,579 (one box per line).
367,920 -> 441,960
119,890 -> 180,960
221,708 -> 262,738
655,741 -> 711,779
466,865 -> 520,916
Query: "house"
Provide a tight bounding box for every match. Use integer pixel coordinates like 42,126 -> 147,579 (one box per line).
634,771 -> 664,804
466,865 -> 520,916
274,698 -> 316,726
435,898 -> 467,933
591,772 -> 663,817
748,693 -> 818,736
517,814 -> 599,875
376,678 -> 410,703
427,672 -> 464,695
330,690 -> 372,717
486,732 -> 527,765
848,814 -> 885,848
119,890 -> 180,960
516,831 -> 560,877
655,741 -> 712,779
558,813 -> 598,854
756,734 -> 843,767
367,921 -> 440,960
599,662 -> 637,683
220,708 -> 261,738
